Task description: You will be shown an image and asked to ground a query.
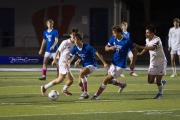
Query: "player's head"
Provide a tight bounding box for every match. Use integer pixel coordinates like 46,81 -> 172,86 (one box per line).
173,18 -> 179,27
74,33 -> 83,45
111,25 -> 123,39
145,24 -> 156,40
46,19 -> 54,29
120,22 -> 128,32
69,27 -> 79,42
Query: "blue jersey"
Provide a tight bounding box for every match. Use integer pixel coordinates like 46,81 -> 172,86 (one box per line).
70,44 -> 97,67
43,29 -> 59,53
107,36 -> 134,68
122,32 -> 131,52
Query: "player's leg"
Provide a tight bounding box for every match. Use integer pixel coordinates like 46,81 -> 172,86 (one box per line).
128,51 -> 138,76
170,51 -> 177,77
52,53 -> 59,77
41,73 -> 66,96
62,71 -> 74,96
79,67 -> 91,99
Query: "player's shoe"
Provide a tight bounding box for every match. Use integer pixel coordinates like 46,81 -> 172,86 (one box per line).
39,77 -> 46,80
79,92 -> 89,99
41,86 -> 46,96
120,74 -> 125,77
154,93 -> 163,99
170,73 -> 177,78
118,83 -> 127,93
62,90 -> 72,96
162,80 -> 166,86
91,95 -> 99,100
130,72 -> 138,76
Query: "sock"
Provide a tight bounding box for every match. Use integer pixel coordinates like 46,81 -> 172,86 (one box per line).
63,85 -> 69,91
153,78 -> 156,84
44,82 -> 53,89
172,67 -> 176,74
79,86 -> 84,92
158,85 -> 163,94
81,77 -> 88,93
130,68 -> 134,73
95,83 -> 107,96
42,69 -> 46,77
111,79 -> 123,87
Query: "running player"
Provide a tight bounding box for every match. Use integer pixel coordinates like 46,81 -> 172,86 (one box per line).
120,22 -> 138,77
65,33 -> 109,99
135,24 -> 166,99
91,25 -> 137,100
40,28 -> 79,96
38,19 -> 59,80
168,18 -> 180,77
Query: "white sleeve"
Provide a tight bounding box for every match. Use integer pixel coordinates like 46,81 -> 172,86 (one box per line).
168,29 -> 172,47
58,41 -> 65,52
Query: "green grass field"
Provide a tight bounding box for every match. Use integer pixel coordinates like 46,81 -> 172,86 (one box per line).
0,69 -> 180,120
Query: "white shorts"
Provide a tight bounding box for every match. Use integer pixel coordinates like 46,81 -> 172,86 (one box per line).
170,49 -> 180,55
59,65 -> 71,75
44,52 -> 59,59
108,64 -> 125,78
148,64 -> 165,75
128,51 -> 133,58
80,65 -> 97,76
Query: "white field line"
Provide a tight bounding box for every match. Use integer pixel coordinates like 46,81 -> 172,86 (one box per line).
0,109 -> 180,118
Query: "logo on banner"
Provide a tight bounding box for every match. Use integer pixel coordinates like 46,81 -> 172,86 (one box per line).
9,57 -> 39,63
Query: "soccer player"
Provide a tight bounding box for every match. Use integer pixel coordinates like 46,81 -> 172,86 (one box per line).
168,18 -> 180,77
41,28 -> 79,96
120,22 -> 138,77
38,19 -> 59,80
65,33 -> 109,99
91,25 -> 137,100
135,24 -> 166,99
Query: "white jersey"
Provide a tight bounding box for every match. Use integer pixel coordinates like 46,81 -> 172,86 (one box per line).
168,27 -> 180,50
58,39 -> 75,66
146,35 -> 167,66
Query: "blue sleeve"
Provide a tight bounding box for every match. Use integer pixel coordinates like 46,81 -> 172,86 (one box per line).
43,31 -> 46,39
54,30 -> 59,38
127,39 -> 135,50
70,46 -> 76,57
88,45 -> 97,54
107,36 -> 114,46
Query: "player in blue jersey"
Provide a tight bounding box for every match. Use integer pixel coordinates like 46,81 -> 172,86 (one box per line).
91,25 -> 137,100
65,33 -> 109,99
38,19 -> 59,80
120,22 -> 138,77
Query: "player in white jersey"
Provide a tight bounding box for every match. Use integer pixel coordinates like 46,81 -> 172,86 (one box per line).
168,18 -> 180,77
40,28 -> 79,96
135,25 -> 166,99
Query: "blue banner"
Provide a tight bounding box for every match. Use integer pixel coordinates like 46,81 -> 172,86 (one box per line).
0,56 -> 43,64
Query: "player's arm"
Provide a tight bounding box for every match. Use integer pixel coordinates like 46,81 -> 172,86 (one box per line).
168,30 -> 171,51
105,45 -> 116,51
74,58 -> 81,68
65,56 -> 73,68
50,37 -> 58,50
52,50 -> 60,66
95,52 -> 109,70
39,39 -> 46,55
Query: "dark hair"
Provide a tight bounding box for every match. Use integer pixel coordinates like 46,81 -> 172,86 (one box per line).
75,33 -> 83,40
69,27 -> 79,34
146,24 -> 156,33
111,25 -> 123,34
173,18 -> 179,23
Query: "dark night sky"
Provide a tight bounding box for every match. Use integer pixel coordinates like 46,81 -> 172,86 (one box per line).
125,0 -> 180,46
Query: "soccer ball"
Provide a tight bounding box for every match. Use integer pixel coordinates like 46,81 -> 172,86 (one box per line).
48,90 -> 59,101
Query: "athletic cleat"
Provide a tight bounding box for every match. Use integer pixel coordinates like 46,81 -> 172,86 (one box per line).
120,74 -> 125,77
118,83 -> 127,93
39,77 -> 46,80
79,92 -> 89,99
91,95 -> 99,100
41,86 -> 46,96
170,73 -> 177,77
154,93 -> 163,99
62,90 -> 72,96
161,80 -> 166,86
130,72 -> 138,76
